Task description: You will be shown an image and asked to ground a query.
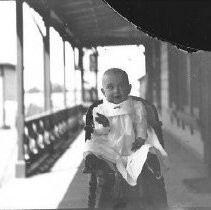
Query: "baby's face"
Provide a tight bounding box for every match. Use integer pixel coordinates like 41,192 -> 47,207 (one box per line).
101,72 -> 131,104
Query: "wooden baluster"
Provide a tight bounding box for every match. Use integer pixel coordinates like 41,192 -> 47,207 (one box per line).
44,116 -> 54,154
49,116 -> 56,144
28,125 -> 39,156
58,122 -> 64,137
33,123 -> 45,150
63,121 -> 67,132
62,121 -> 67,133
63,120 -> 68,139
40,120 -> 50,146
24,127 -> 30,161
54,125 -> 60,139
50,131 -> 56,142
67,117 -> 71,130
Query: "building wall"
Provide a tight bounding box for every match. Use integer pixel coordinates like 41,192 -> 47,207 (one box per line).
5,69 -> 16,100
159,42 -> 204,161
196,51 -> 211,171
0,65 -> 16,127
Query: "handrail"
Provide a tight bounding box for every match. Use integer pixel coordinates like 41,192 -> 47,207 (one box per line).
25,105 -> 84,122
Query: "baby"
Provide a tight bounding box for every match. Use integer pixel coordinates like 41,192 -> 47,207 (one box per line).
83,68 -> 168,186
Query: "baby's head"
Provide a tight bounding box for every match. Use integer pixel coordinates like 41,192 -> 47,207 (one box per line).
101,68 -> 131,104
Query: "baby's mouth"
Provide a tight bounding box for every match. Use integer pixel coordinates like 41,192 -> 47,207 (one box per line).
114,95 -> 121,99
114,96 -> 122,102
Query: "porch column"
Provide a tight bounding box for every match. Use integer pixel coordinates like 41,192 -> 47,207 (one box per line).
43,20 -> 51,111
90,47 -> 99,101
146,39 -> 162,109
79,47 -> 85,102
0,68 -> 5,128
154,40 -> 162,110
63,40 -> 67,107
186,54 -> 192,114
73,47 -> 78,104
144,40 -> 153,103
15,0 -> 25,177
94,48 -> 99,98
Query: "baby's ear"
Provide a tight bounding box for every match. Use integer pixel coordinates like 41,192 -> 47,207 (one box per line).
101,88 -> 105,96
128,84 -> 132,93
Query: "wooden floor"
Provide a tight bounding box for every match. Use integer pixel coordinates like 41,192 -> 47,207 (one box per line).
58,130 -> 211,209
0,129 -> 211,209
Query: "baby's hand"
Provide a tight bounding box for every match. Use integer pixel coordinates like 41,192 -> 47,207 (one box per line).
131,137 -> 145,151
95,113 -> 109,127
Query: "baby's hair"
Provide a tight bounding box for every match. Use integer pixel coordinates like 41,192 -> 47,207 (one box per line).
103,68 -> 130,84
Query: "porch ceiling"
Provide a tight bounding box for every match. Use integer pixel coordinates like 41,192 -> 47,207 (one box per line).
26,0 -> 148,48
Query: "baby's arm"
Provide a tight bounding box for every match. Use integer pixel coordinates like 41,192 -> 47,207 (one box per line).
93,108 -> 110,135
132,101 -> 148,151
95,113 -> 109,127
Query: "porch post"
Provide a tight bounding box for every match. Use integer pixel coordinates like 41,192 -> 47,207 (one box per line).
79,47 -> 85,102
94,48 -> 99,99
154,40 -> 162,110
63,40 -> 67,107
0,68 -> 6,128
15,0 -> 25,177
73,47 -> 77,104
43,20 -> 51,111
186,54 -> 192,114
144,40 -> 153,103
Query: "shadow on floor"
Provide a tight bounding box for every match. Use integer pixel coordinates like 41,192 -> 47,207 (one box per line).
183,177 -> 211,194
58,161 -> 89,209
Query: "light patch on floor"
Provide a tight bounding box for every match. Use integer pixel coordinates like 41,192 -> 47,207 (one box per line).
0,131 -> 85,209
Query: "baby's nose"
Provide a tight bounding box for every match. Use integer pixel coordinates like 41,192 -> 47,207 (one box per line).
113,87 -> 120,93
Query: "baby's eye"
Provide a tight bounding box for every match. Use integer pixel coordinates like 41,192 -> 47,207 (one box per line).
107,85 -> 113,90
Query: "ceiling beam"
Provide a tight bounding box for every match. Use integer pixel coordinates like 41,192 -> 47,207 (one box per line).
81,36 -> 147,48
60,0 -> 92,10
63,5 -> 105,15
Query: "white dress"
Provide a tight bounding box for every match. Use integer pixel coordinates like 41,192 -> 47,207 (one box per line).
84,96 -> 168,186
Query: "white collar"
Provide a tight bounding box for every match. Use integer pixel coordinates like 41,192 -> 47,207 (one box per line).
102,96 -> 133,117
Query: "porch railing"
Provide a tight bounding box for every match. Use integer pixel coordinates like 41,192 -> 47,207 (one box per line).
24,105 -> 86,176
